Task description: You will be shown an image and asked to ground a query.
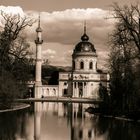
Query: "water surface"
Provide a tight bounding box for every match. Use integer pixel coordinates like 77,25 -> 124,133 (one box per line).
0,102 -> 140,140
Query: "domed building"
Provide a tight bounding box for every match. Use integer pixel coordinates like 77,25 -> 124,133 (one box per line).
34,16 -> 109,99
58,25 -> 109,98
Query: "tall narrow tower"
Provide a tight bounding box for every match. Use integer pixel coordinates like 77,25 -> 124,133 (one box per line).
34,14 -> 43,98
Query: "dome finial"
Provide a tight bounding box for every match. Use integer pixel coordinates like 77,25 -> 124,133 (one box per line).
81,20 -> 89,41
84,20 -> 86,34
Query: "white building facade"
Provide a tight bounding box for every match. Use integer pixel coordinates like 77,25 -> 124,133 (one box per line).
34,21 -> 109,99
58,26 -> 109,99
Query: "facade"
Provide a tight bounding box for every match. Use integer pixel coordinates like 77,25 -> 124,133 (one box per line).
34,19 -> 109,99
58,25 -> 109,99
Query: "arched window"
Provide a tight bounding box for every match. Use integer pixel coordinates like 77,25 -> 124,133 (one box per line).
89,62 -> 93,69
95,62 -> 97,69
80,61 -> 84,69
47,88 -> 49,96
64,82 -> 67,86
73,61 -> 75,70
53,88 -> 56,95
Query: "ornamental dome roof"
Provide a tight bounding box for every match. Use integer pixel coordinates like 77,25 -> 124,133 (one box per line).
74,33 -> 96,53
73,31 -> 96,58
73,22 -> 96,55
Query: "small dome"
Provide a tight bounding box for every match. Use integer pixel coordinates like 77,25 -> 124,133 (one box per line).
81,33 -> 89,41
74,33 -> 96,54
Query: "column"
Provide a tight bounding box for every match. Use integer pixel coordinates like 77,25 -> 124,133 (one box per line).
82,82 -> 84,98
84,82 -> 86,98
76,82 -> 78,97
85,82 -> 87,97
73,82 -> 75,97
86,82 -> 88,97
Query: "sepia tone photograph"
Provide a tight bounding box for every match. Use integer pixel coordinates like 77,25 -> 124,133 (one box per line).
0,0 -> 140,140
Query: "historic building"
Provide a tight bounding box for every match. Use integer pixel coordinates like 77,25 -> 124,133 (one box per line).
34,18 -> 109,99
58,24 -> 109,98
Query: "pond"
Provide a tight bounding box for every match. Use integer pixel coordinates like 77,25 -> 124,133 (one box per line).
0,102 -> 140,140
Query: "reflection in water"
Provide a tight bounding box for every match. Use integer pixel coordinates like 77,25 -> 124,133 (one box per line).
0,108 -> 34,140
34,103 -> 42,140
0,102 -> 140,140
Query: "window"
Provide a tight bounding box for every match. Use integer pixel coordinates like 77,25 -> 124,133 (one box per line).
53,88 -> 56,95
63,89 -> 67,95
47,89 -> 49,95
89,61 -> 93,69
79,130 -> 83,139
64,82 -> 67,86
75,82 -> 76,88
80,61 -> 84,69
73,61 -> 75,70
88,130 -> 92,138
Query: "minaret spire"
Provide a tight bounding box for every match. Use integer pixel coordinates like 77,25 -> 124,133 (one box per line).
38,13 -> 41,28
36,13 -> 42,33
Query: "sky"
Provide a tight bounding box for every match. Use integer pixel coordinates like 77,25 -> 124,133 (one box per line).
0,0 -> 138,68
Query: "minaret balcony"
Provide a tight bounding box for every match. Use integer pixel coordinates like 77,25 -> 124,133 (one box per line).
35,38 -> 43,44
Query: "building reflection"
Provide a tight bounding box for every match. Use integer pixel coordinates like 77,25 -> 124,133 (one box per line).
69,103 -> 98,140
33,102 -> 100,140
34,102 -> 42,140
0,103 -> 140,140
29,102 -> 140,140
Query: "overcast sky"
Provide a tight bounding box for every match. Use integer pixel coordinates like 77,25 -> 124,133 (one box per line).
1,0 -> 137,11
0,0 -> 138,68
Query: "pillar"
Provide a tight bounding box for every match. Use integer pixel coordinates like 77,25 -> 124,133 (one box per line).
76,82 -> 78,97
86,82 -> 88,98
82,82 -> 84,98
85,82 -> 87,97
73,82 -> 75,97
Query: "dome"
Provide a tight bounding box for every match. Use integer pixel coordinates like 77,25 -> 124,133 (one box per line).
74,33 -> 96,54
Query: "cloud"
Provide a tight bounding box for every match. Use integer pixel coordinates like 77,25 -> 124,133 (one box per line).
25,8 -> 114,47
0,6 -> 114,68
42,49 -> 56,55
0,6 -> 31,28
42,8 -> 109,21
0,5 -> 25,16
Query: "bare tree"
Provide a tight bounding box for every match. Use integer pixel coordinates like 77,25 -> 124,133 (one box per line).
108,3 -> 140,115
0,12 -> 35,108
1,11 -> 34,40
0,11 -> 35,72
112,3 -> 140,55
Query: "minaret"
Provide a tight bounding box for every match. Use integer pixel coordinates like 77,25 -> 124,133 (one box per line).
34,14 -> 43,98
